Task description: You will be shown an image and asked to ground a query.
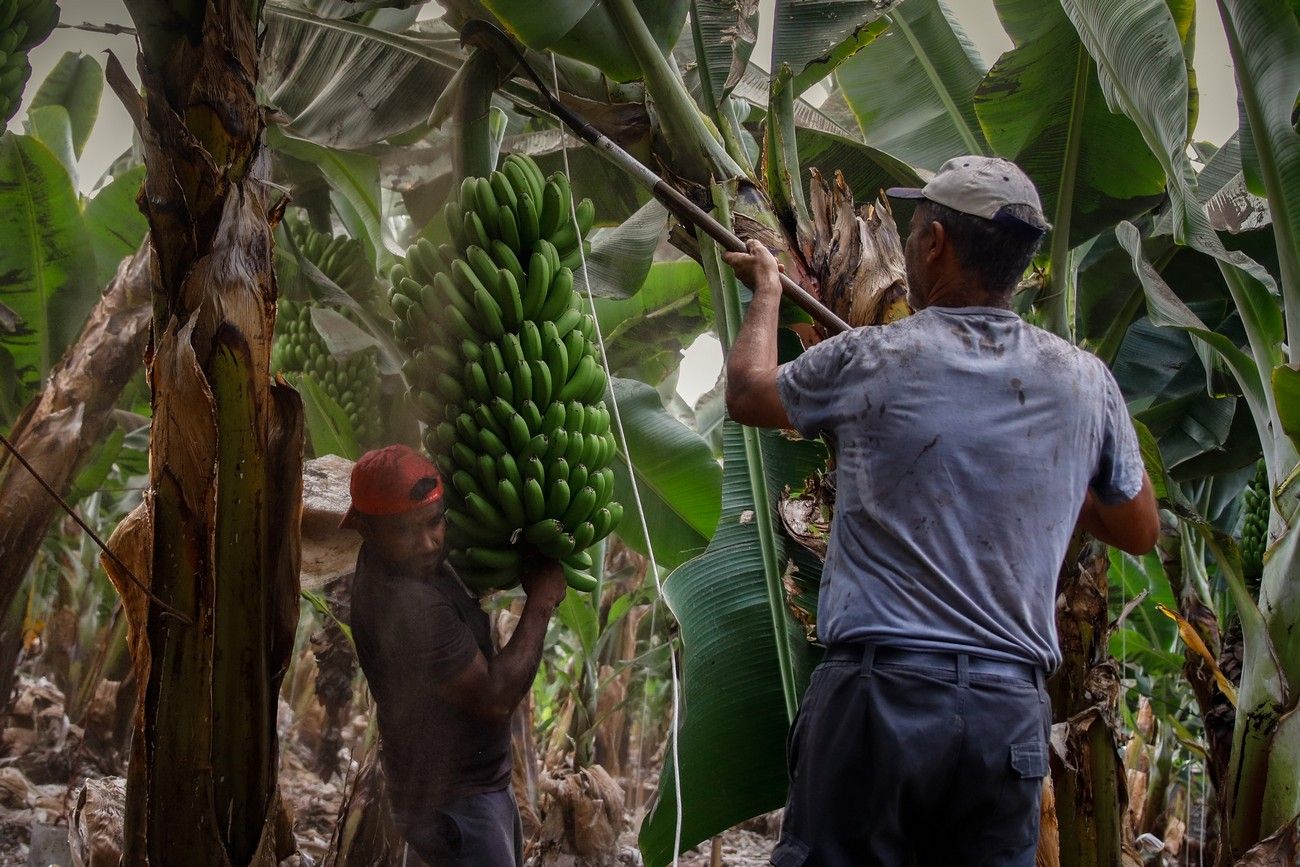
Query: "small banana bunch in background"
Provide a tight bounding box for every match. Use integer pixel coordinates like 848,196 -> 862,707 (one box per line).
272,224 -> 384,448
0,0 -> 58,123
391,153 -> 623,593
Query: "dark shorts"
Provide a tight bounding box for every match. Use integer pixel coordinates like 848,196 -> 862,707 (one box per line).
397,788 -> 523,866
772,645 -> 1051,867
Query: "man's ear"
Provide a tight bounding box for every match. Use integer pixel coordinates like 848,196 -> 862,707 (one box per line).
927,220 -> 946,264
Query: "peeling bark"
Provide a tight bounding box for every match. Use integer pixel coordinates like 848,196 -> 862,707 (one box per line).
0,245 -> 152,685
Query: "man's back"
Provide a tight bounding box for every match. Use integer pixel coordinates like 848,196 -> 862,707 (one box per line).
777,305 -> 1143,670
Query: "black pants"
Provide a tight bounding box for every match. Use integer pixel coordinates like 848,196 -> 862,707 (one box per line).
398,788 -> 524,866
772,645 -> 1051,867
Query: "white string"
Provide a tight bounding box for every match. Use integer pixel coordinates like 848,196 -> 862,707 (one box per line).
1198,760 -> 1206,867
550,54 -> 685,866
1185,759 -> 1192,866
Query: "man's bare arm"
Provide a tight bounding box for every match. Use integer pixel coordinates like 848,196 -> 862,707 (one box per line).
1076,474 -> 1160,555
723,240 -> 793,429
437,561 -> 566,722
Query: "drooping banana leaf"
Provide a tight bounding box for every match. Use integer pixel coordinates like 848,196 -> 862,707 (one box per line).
0,133 -> 97,399
262,3 -> 465,149
832,0 -> 988,171
639,421 -> 826,866
974,0 -> 1166,249
606,376 -> 721,570
30,51 -> 103,160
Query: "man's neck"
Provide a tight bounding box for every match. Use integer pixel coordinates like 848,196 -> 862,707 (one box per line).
923,278 -> 1012,310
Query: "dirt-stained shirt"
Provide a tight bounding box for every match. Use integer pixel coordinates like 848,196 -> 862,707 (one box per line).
775,306 -> 1144,671
350,545 -> 512,819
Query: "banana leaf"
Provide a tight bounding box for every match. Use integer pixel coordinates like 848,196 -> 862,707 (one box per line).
690,0 -> 759,101
262,3 -> 465,149
1214,0 -> 1300,321
832,0 -> 988,171
24,106 -> 78,184
30,51 -> 103,160
1058,0 -> 1198,241
0,132 -> 97,400
771,0 -> 900,96
473,0 -> 689,83
639,421 -> 825,866
606,376 -> 721,570
974,0 -> 1167,249
85,165 -> 149,289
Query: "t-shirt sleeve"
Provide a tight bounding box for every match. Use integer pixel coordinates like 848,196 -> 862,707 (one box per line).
401,592 -> 481,683
775,332 -> 855,439
1091,365 -> 1145,504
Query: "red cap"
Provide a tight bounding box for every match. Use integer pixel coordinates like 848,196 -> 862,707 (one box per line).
340,445 -> 444,529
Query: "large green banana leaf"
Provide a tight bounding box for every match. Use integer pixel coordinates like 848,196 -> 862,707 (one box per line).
0,133 -> 97,400
832,0 -> 988,171
606,377 -> 721,570
974,0 -> 1165,249
84,166 -> 149,289
262,3 -> 464,149
639,421 -> 826,866
473,0 -> 688,83
594,259 -> 709,382
1058,0 -> 1198,240
1214,0 -> 1300,323
30,52 -> 103,161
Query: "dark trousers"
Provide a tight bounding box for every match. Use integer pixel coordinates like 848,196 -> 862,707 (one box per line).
398,788 -> 523,866
772,645 -> 1051,867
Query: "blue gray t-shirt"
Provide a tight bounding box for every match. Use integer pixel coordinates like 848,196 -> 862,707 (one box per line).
775,306 -> 1144,671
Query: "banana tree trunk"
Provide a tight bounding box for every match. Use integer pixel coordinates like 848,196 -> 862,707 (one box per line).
0,243 -> 152,699
108,1 -> 303,862
1048,537 -> 1128,867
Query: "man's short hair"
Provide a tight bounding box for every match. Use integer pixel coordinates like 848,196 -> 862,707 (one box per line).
915,199 -> 1045,296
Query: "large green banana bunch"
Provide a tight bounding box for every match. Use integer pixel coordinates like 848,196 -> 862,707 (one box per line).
0,0 -> 58,123
273,225 -> 384,447
1241,461 -> 1269,586
391,153 -> 620,594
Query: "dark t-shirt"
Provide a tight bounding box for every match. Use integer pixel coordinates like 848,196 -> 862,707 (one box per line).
349,544 -> 512,819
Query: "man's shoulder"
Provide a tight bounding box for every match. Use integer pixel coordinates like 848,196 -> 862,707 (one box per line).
1016,319 -> 1109,378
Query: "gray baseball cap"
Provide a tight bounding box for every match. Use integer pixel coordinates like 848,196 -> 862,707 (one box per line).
887,156 -> 1051,234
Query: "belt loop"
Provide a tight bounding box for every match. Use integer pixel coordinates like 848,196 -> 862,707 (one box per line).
1035,666 -> 1047,703
860,644 -> 877,680
956,653 -> 969,687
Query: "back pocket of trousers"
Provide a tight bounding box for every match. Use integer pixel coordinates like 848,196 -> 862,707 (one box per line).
990,740 -> 1047,850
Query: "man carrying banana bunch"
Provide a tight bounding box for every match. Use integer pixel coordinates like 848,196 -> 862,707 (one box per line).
343,444 -> 566,866
723,157 -> 1160,866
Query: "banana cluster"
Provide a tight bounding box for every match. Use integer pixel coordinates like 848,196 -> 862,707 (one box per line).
273,225 -> 384,447
391,153 -> 621,594
274,300 -> 384,446
1241,461 -> 1269,583
288,219 -> 379,308
0,0 -> 57,123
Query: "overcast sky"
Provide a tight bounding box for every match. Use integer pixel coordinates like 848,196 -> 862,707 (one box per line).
25,0 -> 1244,403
